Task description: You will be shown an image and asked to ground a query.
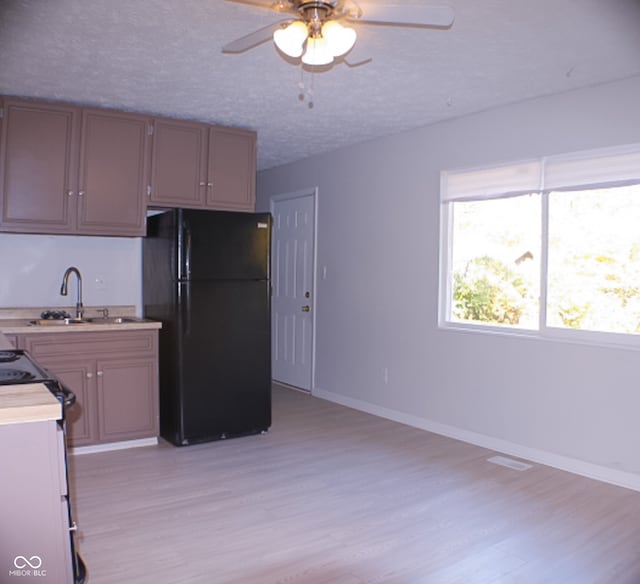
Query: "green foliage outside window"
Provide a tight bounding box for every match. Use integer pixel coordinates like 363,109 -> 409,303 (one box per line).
452,256 -> 530,325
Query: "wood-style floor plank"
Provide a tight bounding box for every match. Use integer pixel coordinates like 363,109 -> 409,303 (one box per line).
69,386 -> 640,583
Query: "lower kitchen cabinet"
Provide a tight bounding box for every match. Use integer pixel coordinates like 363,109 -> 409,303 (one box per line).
96,357 -> 158,442
22,330 -> 159,447
51,358 -> 97,446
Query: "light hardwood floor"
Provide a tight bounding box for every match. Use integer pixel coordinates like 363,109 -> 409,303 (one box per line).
70,386 -> 640,584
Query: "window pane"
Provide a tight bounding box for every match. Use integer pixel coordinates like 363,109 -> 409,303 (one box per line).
449,194 -> 541,328
547,185 -> 640,334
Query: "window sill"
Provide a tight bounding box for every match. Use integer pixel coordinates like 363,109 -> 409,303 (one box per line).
439,320 -> 640,352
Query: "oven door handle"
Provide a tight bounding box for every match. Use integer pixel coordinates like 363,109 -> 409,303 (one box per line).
51,380 -> 77,409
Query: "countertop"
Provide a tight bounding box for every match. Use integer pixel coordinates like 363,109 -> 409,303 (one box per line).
0,317 -> 162,334
0,305 -> 161,334
0,383 -> 61,425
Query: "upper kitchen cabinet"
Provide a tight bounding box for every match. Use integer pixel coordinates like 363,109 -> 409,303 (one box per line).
0,95 -> 255,234
0,100 -> 149,236
148,117 -> 208,208
78,109 -> 149,236
206,126 -> 256,212
0,98 -> 80,233
149,120 -> 256,212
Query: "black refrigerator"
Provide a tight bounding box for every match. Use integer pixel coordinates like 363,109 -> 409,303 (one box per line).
143,209 -> 272,446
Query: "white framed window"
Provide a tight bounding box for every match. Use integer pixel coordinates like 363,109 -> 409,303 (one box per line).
440,144 -> 640,345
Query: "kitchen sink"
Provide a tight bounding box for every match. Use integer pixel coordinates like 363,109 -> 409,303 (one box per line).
86,316 -> 139,324
29,318 -> 90,326
28,316 -> 141,326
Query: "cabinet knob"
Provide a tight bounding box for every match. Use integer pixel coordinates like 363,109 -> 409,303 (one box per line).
199,182 -> 206,187
86,372 -> 93,379
66,190 -> 74,197
207,182 -> 213,188
78,190 -> 86,197
96,371 -> 104,377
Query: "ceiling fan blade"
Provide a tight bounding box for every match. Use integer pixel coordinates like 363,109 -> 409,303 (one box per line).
343,56 -> 373,68
349,3 -> 455,28
224,0 -> 286,10
222,19 -> 291,53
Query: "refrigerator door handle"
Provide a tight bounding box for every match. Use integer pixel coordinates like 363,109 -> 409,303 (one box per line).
185,224 -> 192,280
178,215 -> 192,280
184,282 -> 192,337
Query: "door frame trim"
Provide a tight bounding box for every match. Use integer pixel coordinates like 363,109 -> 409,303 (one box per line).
269,187 -> 318,393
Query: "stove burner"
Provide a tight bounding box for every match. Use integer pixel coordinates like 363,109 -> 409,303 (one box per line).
0,351 -> 19,363
0,369 -> 35,383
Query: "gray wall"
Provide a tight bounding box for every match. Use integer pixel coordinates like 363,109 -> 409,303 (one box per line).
257,76 -> 640,488
0,234 -> 142,311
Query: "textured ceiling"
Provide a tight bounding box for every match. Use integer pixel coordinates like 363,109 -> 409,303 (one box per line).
1,0 -> 640,170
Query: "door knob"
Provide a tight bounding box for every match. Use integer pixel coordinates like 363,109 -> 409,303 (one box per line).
302,305 -> 310,312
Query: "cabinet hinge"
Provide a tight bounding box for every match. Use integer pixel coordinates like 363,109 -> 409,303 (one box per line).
147,185 -> 152,196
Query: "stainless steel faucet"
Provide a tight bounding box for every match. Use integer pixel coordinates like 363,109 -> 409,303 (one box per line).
60,266 -> 84,320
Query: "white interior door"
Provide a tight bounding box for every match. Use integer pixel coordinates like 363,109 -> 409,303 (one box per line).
271,191 -> 315,391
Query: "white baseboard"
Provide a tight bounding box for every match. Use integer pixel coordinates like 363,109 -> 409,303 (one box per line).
272,380 -> 310,394
70,437 -> 158,455
312,386 -> 640,493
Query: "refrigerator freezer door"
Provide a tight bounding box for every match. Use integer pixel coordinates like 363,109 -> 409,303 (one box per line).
174,279 -> 271,444
144,210 -> 180,286
181,209 -> 271,281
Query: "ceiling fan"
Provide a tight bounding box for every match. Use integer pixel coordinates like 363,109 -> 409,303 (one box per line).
222,1 -> 455,67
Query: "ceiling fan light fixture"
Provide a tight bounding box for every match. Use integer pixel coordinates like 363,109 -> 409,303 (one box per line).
301,35 -> 334,66
321,20 -> 357,57
273,20 -> 308,58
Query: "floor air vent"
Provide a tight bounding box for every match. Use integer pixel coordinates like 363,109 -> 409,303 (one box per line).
487,455 -> 532,471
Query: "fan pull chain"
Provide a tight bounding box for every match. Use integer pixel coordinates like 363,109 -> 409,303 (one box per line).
297,66 -> 305,102
296,67 -> 315,109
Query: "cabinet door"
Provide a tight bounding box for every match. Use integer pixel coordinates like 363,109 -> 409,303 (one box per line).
206,126 -> 256,211
56,361 -> 98,447
0,99 -> 79,233
149,118 -> 207,208
43,358 -> 98,447
97,357 -> 158,442
23,333 -> 99,447
78,109 -> 149,236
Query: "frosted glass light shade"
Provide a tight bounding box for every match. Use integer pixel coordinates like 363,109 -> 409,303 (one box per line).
273,20 -> 308,58
302,36 -> 333,66
321,21 -> 357,57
